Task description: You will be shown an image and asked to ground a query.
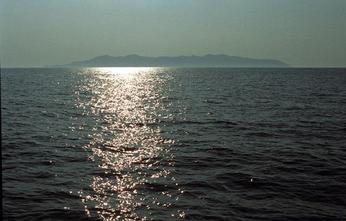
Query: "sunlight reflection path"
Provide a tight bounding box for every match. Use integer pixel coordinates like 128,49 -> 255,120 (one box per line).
75,68 -> 184,220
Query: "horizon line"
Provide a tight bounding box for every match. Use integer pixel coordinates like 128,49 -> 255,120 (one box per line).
2,66 -> 346,69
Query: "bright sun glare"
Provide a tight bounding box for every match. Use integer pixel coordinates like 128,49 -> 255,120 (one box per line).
94,67 -> 156,76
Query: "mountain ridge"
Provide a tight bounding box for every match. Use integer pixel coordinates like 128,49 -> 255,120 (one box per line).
54,54 -> 290,67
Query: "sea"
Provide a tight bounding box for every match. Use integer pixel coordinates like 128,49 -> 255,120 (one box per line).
2,68 -> 346,221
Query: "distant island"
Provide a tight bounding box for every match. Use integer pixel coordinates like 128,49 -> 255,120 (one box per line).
54,54 -> 289,68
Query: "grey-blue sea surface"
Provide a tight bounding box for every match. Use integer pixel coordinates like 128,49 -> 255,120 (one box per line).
2,68 -> 346,221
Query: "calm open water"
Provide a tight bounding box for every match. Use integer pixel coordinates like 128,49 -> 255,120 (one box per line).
2,68 -> 346,221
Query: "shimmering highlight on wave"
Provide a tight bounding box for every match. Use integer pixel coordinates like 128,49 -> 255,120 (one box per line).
75,68 -> 184,220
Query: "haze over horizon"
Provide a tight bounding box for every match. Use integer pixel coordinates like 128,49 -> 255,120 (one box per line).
1,0 -> 346,68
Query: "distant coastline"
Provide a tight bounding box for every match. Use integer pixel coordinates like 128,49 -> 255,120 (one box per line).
50,54 -> 290,68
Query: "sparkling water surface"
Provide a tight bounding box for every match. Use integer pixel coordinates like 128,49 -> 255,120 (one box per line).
2,68 -> 346,220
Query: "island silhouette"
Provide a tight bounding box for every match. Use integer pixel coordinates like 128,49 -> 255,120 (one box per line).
54,54 -> 289,67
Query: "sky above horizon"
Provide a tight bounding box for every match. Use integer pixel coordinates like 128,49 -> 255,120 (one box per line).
1,0 -> 345,67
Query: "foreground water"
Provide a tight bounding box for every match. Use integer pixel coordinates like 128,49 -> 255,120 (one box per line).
2,68 -> 346,220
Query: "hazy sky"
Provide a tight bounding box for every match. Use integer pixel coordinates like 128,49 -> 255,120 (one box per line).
1,0 -> 345,67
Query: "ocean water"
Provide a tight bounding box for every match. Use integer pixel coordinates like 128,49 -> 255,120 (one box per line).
2,67 -> 346,221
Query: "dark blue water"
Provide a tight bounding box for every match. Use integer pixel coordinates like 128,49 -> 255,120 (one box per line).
2,68 -> 346,220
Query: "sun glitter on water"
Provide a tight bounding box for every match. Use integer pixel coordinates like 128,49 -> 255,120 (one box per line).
74,67 -> 184,220
92,67 -> 156,77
